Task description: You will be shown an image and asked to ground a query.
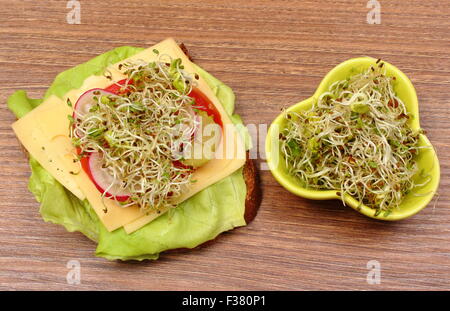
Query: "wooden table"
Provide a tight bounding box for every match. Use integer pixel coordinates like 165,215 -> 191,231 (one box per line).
1,0 -> 449,291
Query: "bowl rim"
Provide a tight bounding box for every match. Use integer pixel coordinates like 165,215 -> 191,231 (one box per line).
265,57 -> 440,220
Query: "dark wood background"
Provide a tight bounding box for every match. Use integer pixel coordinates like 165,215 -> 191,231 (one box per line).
0,0 -> 449,290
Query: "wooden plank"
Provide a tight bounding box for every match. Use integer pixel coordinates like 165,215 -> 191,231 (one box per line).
0,0 -> 449,290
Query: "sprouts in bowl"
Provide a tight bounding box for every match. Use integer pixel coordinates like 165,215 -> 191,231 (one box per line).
266,57 -> 440,220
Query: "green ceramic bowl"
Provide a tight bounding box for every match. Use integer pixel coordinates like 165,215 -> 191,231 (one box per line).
266,57 -> 440,220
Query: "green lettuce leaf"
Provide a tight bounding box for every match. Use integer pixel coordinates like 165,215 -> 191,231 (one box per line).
7,46 -> 248,261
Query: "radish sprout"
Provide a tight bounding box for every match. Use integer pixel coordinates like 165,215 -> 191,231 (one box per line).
71,55 -> 200,213
280,62 -> 425,216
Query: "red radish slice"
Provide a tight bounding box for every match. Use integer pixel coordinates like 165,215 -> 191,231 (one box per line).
73,88 -> 116,120
186,104 -> 202,141
87,152 -> 131,202
170,105 -> 201,161
74,79 -> 131,118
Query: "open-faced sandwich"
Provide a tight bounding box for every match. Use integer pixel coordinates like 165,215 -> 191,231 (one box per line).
8,38 -> 260,260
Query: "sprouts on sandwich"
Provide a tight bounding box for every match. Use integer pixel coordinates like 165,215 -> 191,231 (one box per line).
71,53 -> 200,213
280,62 -> 425,216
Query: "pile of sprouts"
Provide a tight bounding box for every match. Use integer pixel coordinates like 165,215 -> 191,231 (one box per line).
71,52 -> 200,213
280,61 -> 424,216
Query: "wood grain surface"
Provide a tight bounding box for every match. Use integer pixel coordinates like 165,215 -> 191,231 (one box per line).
1,0 -> 449,291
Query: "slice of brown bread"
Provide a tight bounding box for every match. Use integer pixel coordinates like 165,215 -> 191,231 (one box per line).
14,43 -> 261,259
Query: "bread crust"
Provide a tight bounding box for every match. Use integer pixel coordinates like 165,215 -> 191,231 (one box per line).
242,153 -> 261,224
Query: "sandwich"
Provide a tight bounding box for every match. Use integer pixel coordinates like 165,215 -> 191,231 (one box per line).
8,38 -> 261,260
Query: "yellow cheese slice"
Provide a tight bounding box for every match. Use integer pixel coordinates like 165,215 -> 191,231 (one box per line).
40,133 -> 144,231
13,38 -> 246,233
12,96 -> 85,200
13,97 -> 145,231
